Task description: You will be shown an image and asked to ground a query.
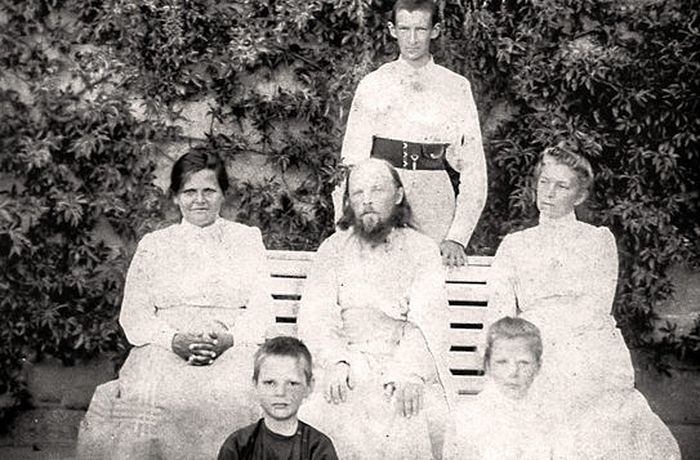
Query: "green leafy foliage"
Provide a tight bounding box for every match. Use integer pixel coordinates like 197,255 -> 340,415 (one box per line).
0,0 -> 698,420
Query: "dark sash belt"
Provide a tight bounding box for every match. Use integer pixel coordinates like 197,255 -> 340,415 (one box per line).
370,136 -> 461,196
370,136 -> 449,171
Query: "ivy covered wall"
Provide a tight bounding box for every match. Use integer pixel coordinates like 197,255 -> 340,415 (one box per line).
1,0 -> 698,420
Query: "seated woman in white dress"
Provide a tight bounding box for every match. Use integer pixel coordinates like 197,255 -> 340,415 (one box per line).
444,316 -> 554,460
489,146 -> 680,459
77,150 -> 275,459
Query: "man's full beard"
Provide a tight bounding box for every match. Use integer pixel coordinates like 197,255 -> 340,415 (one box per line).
353,211 -> 393,244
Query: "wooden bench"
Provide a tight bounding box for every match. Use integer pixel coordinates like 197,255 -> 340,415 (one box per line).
266,250 -> 493,398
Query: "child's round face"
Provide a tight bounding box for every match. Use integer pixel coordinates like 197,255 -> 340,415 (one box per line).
255,355 -> 312,422
487,337 -> 540,400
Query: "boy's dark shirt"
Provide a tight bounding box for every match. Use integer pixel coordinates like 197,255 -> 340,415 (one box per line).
217,419 -> 338,460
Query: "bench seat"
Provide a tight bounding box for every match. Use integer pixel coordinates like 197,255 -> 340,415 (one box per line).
267,250 -> 493,398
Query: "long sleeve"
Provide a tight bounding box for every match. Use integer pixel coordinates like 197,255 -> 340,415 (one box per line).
216,443 -> 240,460
233,227 -> 276,346
405,242 -> 451,361
119,235 -> 178,349
484,234 -> 519,359
308,427 -> 340,460
445,80 -> 487,247
587,227 -> 619,315
340,78 -> 375,167
216,432 -> 244,460
400,241 -> 457,408
296,239 -> 352,368
488,234 -> 519,323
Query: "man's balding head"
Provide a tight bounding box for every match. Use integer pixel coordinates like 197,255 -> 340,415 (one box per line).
337,159 -> 412,242
347,159 -> 402,196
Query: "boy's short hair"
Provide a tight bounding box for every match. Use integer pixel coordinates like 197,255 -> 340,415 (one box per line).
253,336 -> 313,385
392,0 -> 439,26
483,317 -> 543,367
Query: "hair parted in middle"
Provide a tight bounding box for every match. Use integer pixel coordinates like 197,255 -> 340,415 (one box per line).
252,336 -> 314,385
336,159 -> 413,231
169,148 -> 230,196
483,316 -> 543,369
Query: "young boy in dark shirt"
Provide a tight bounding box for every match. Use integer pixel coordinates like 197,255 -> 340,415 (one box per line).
217,336 -> 338,460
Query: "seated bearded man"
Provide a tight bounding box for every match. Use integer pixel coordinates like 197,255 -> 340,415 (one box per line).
297,159 -> 454,460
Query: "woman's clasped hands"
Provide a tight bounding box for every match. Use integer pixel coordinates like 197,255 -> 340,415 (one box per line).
172,330 -> 234,365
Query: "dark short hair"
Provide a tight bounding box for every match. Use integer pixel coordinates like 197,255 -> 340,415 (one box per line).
336,159 -> 413,231
392,0 -> 439,26
483,317 -> 543,369
253,336 -> 313,385
533,143 -> 594,197
169,149 -> 229,196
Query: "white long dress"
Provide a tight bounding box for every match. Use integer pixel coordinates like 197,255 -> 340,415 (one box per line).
444,381 -> 554,460
77,218 -> 275,460
297,227 -> 454,459
489,213 -> 680,459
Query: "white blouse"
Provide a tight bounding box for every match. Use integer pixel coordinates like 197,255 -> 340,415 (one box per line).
119,218 -> 274,349
489,212 -> 619,331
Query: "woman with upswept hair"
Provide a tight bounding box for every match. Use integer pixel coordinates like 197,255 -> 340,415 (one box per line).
489,145 -> 680,459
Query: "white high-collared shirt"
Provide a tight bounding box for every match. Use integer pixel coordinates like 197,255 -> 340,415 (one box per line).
338,56 -> 487,246
489,212 -> 619,325
119,217 -> 274,349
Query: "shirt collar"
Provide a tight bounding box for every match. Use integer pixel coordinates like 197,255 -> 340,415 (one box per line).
179,216 -> 224,235
538,211 -> 577,229
396,55 -> 435,74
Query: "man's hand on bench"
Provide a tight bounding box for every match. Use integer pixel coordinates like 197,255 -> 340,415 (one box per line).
440,240 -> 467,267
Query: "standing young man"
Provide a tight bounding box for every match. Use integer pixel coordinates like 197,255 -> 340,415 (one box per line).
336,0 -> 487,266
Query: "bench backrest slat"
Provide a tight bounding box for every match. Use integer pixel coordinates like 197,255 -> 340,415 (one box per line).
266,250 -> 492,397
